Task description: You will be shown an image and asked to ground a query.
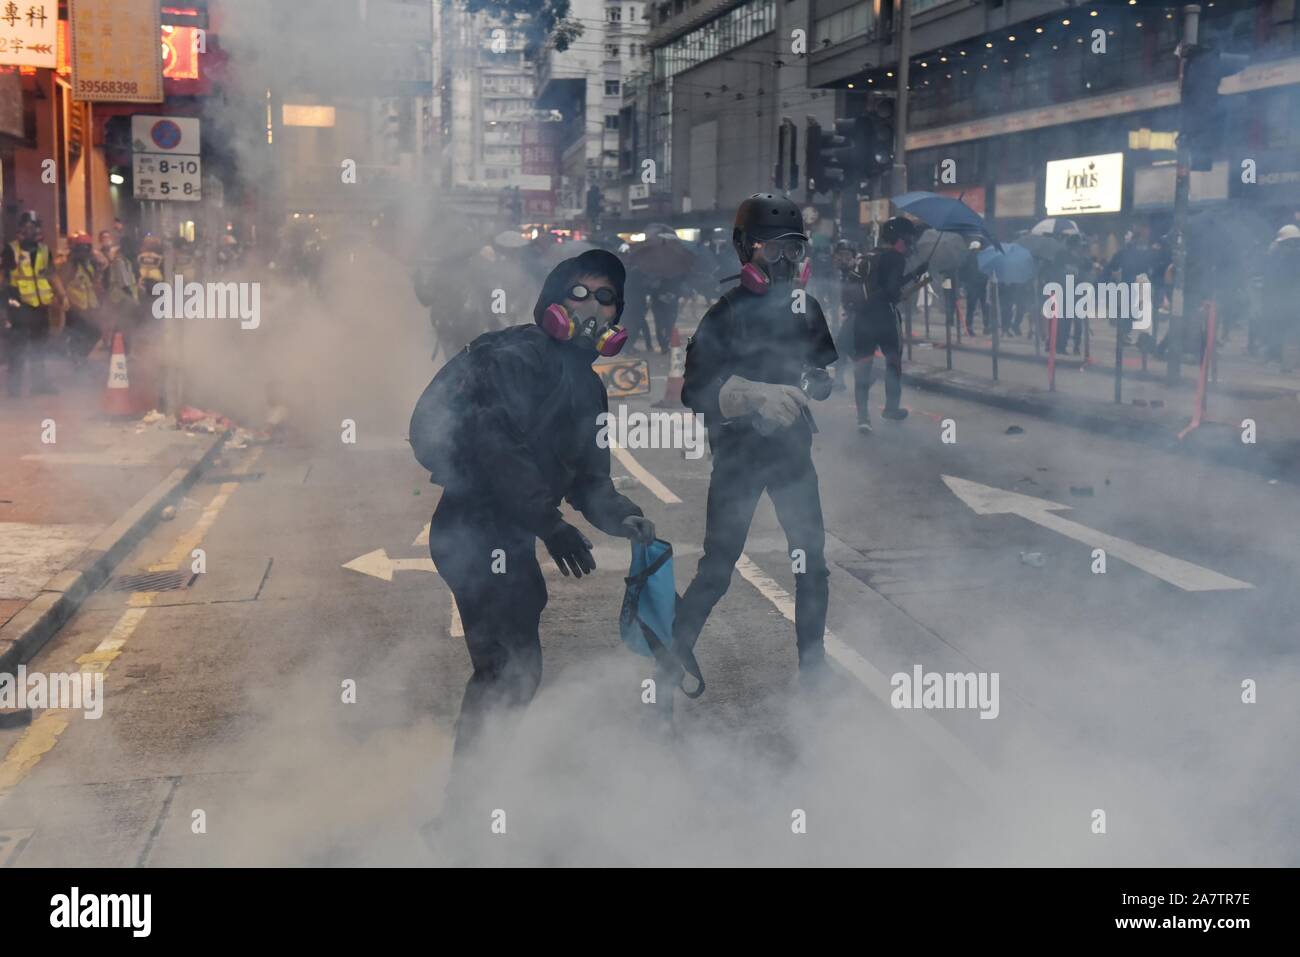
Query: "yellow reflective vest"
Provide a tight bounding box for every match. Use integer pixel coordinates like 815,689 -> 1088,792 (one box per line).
136,250 -> 164,285
66,261 -> 100,310
9,240 -> 55,307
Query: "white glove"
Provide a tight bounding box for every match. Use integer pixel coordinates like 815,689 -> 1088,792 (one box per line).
718,376 -> 808,435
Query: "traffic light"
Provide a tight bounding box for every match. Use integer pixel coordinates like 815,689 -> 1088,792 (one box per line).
775,118 -> 799,193
863,115 -> 894,178
805,117 -> 825,194
1180,44 -> 1249,171
805,115 -> 895,195
819,117 -> 859,189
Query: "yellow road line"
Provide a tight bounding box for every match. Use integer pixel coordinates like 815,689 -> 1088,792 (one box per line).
150,447 -> 264,572
0,446 -> 258,799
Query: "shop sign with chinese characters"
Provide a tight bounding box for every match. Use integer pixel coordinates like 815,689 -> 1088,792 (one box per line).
0,1 -> 56,68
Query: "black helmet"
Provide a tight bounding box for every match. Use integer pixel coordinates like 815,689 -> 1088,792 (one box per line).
733,193 -> 806,262
879,216 -> 918,246
17,210 -> 41,229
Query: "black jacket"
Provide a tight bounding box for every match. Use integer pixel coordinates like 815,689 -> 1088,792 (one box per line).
451,324 -> 642,538
844,246 -> 915,329
682,284 -> 837,456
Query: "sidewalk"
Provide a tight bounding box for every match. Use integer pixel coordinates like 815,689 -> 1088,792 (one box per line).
0,352 -> 226,672
904,311 -> 1300,400
896,319 -> 1300,481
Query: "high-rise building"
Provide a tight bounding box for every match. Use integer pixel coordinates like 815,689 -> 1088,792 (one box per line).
534,0 -> 650,223
437,1 -> 538,219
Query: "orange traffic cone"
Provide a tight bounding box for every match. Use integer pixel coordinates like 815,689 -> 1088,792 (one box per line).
102,332 -> 137,417
654,327 -> 685,407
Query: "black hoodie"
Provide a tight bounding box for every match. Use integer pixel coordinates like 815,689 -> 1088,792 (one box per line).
447,251 -> 641,538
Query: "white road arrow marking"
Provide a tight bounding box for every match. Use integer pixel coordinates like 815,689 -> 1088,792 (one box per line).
942,475 -> 1253,592
342,548 -> 437,582
342,548 -> 462,637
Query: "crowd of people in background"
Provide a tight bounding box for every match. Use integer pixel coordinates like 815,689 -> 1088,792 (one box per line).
808,213 -> 1300,376
1,215 -> 248,397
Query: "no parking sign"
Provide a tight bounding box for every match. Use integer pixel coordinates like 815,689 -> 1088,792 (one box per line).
131,115 -> 202,202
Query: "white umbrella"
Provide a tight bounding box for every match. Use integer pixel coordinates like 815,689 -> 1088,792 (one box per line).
1030,217 -> 1080,237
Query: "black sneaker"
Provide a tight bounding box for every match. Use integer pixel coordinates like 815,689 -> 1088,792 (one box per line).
881,407 -> 908,421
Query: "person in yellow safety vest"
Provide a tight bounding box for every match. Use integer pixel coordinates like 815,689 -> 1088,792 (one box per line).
61,233 -> 103,365
135,233 -> 165,302
97,228 -> 138,354
3,210 -> 68,397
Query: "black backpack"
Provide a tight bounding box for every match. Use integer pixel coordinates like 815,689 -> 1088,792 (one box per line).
409,336 -> 489,487
408,325 -> 570,487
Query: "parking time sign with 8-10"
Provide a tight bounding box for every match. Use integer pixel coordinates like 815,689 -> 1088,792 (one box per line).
133,154 -> 201,201
131,115 -> 202,202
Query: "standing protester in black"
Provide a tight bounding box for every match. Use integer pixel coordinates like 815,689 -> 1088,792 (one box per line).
844,216 -> 925,433
412,249 -> 655,762
672,193 -> 838,685
960,239 -> 989,335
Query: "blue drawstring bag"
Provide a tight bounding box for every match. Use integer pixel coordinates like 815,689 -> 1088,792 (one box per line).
620,539 -> 705,698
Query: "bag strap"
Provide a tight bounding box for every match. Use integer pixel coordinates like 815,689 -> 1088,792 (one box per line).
620,542 -> 706,698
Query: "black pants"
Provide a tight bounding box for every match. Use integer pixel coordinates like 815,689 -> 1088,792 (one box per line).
1058,313 -> 1085,351
623,301 -> 653,351
674,447 -> 829,667
428,495 -> 548,759
853,318 -> 903,418
651,296 -> 679,351
965,288 -> 988,333
64,308 -> 101,360
4,305 -> 51,394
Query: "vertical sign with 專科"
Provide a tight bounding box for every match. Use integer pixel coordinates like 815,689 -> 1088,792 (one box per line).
69,0 -> 163,103
0,0 -> 57,68
131,115 -> 201,202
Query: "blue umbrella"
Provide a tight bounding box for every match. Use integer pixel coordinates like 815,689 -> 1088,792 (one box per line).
892,191 -> 1000,247
978,242 -> 1035,284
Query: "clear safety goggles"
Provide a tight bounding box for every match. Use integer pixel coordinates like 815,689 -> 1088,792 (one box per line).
568,283 -> 620,306
752,237 -> 809,263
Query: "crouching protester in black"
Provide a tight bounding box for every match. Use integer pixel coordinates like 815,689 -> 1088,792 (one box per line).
670,193 -> 838,691
412,249 -> 655,762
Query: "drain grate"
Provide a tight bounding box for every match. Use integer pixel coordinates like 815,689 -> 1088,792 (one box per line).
110,570 -> 196,592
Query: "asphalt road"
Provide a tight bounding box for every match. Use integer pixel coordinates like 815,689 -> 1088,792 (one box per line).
1,373 -> 1295,867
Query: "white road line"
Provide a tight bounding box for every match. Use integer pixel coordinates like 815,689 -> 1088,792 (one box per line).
733,555 -> 1001,802
609,441 -> 682,504
611,444 -> 1002,801
943,475 -> 1253,592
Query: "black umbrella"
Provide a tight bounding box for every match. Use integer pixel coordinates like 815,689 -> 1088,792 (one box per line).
627,233 -> 697,279
1016,231 -> 1067,265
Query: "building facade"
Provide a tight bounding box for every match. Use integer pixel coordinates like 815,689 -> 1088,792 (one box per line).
535,0 -> 649,225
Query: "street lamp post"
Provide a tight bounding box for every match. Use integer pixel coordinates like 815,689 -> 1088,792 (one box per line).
1168,3 -> 1201,387
890,0 -> 912,197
